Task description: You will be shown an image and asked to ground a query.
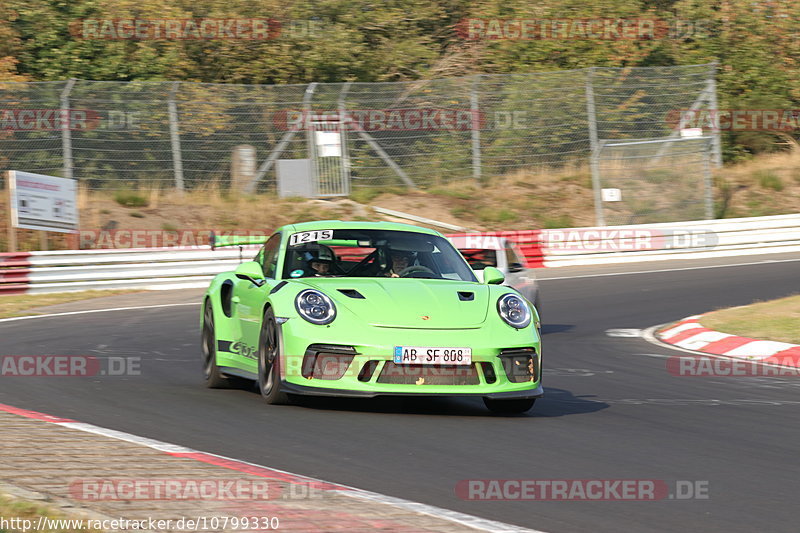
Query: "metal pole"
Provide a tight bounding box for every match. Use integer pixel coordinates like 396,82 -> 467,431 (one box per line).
168,82 -> 185,192
355,129 -> 416,188
245,130 -> 298,193
304,82 -> 318,196
585,68 -> 605,226
704,139 -> 714,219
706,62 -> 722,168
337,82 -> 352,196
470,75 -> 482,185
60,78 -> 76,179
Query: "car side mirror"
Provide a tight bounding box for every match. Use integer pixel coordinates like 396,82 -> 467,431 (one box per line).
483,266 -> 505,285
234,261 -> 266,286
508,262 -> 525,273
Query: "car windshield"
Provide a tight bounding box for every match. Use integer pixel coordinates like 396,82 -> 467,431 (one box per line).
282,229 -> 478,281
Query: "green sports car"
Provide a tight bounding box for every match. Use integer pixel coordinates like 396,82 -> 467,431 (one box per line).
201,220 -> 542,413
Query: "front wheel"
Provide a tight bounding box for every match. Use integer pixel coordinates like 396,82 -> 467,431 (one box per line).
201,300 -> 230,388
257,308 -> 289,405
483,397 -> 536,414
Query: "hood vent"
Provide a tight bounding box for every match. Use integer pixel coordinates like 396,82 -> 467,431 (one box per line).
338,288 -> 366,299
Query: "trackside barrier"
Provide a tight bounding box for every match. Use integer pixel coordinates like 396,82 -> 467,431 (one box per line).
454,213 -> 800,268
0,246 -> 260,295
1,214 -> 799,294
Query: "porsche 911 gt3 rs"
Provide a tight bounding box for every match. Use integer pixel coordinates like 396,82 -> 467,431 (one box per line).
201,220 -> 542,413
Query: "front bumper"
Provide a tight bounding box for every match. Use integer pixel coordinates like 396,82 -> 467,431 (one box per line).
278,317 -> 542,397
281,381 -> 543,399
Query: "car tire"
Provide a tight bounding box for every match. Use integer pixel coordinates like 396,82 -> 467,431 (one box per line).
258,308 -> 289,405
202,299 -> 230,389
483,397 -> 536,414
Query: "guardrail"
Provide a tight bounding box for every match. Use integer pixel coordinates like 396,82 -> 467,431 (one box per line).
2,213 -> 799,294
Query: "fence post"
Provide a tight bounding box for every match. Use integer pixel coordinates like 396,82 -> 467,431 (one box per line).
338,82 -> 352,196
60,79 -> 76,179
471,75 -> 482,185
304,82 -> 319,195
707,62 -> 722,168
168,82 -> 185,192
585,68 -> 604,226
704,139 -> 714,219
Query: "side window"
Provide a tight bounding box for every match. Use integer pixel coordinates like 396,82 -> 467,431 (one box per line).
261,234 -> 281,279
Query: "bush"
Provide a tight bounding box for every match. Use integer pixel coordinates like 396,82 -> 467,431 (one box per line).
114,190 -> 149,208
755,170 -> 784,191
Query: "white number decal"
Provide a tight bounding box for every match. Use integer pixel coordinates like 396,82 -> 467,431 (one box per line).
289,230 -> 333,246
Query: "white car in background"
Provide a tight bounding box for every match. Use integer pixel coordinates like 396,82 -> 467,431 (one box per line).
450,236 -> 541,312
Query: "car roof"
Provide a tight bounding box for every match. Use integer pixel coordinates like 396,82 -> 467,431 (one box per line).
281,220 -> 442,236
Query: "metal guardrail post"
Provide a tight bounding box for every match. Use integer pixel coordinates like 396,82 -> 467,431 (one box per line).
60,79 -> 77,179
168,82 -> 185,192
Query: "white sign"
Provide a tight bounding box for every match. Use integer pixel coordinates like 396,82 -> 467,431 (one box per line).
680,127 -> 703,138
601,188 -> 622,202
8,171 -> 78,233
315,131 -> 342,157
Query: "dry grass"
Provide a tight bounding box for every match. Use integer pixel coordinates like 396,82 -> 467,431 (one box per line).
2,152 -> 800,251
714,151 -> 800,218
700,294 -> 800,345
0,290 -> 138,319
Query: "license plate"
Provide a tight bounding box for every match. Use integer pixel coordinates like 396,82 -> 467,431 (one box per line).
393,346 -> 472,365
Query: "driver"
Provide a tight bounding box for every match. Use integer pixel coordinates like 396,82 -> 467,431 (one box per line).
304,248 -> 334,276
386,250 -> 413,278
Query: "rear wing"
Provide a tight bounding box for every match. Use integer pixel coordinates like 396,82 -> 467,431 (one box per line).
209,231 -> 269,251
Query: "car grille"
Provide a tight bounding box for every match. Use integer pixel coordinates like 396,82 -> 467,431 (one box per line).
377,363 -> 480,385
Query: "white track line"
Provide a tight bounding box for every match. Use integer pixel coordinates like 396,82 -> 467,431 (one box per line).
538,257 -> 800,281
0,302 -> 199,323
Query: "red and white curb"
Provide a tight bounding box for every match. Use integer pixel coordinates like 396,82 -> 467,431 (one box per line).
657,315 -> 800,365
0,402 -> 541,533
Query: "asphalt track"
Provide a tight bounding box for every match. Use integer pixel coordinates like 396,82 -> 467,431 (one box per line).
1,252 -> 799,533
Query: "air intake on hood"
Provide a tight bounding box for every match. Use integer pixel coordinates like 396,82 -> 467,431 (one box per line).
338,289 -> 365,299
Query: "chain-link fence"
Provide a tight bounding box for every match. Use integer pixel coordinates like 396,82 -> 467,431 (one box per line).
0,64 -> 719,222
592,137 -> 714,225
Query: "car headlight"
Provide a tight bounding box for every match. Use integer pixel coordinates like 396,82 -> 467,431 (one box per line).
497,293 -> 531,329
295,289 -> 336,325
